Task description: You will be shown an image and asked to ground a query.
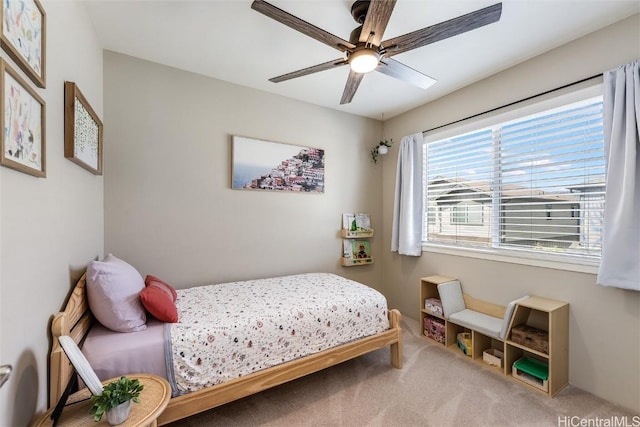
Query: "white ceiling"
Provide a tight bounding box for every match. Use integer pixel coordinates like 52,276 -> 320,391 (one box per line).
84,0 -> 639,120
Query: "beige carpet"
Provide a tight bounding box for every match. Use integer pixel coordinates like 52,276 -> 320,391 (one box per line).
167,317 -> 637,427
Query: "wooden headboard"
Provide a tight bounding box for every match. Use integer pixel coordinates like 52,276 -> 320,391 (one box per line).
49,273 -> 94,406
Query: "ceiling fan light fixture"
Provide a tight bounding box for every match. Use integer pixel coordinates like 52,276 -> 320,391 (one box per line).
252,0 -> 504,105
349,48 -> 379,74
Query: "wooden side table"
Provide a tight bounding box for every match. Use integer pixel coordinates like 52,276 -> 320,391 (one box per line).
32,374 -> 171,427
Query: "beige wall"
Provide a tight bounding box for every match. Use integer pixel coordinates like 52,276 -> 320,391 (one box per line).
0,2 -> 103,425
102,51 -> 384,291
382,14 -> 640,412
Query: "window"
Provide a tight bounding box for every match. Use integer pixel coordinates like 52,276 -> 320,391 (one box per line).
451,204 -> 483,225
427,205 -> 436,224
424,96 -> 605,262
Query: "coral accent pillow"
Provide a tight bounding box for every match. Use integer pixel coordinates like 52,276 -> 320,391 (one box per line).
141,275 -> 179,322
145,275 -> 177,301
86,254 -> 147,332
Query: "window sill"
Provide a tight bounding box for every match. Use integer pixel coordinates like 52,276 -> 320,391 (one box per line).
422,243 -> 599,275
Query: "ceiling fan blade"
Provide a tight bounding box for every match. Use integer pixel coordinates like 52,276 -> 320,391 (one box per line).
340,71 -> 365,104
376,58 -> 436,89
269,59 -> 347,83
359,0 -> 397,46
252,0 -> 355,52
382,3 -> 502,57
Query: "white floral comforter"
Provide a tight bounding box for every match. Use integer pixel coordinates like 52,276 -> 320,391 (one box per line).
168,273 -> 389,394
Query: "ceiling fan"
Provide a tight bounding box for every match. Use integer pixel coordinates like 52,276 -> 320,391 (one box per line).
251,0 -> 502,105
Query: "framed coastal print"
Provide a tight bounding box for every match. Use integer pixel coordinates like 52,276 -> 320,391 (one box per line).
0,0 -> 46,88
64,81 -> 103,175
0,59 -> 46,177
232,135 -> 325,193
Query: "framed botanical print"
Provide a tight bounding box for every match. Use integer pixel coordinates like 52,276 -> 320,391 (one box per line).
0,59 -> 46,177
0,0 -> 46,88
64,81 -> 103,175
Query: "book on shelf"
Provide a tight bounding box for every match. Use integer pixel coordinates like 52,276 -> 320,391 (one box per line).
343,239 -> 371,259
342,213 -> 372,236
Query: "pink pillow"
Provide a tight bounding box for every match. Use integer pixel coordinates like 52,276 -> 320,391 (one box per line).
86,254 -> 147,332
145,275 -> 177,301
140,285 -> 178,323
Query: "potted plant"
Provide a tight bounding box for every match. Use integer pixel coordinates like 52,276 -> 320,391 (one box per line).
370,139 -> 393,163
89,376 -> 144,425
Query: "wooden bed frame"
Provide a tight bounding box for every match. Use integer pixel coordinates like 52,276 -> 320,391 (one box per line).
49,273 -> 403,425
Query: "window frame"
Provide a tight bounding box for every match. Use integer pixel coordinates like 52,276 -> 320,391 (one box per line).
421,82 -> 603,274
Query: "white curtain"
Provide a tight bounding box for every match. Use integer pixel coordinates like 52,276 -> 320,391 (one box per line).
391,133 -> 424,256
597,60 -> 640,291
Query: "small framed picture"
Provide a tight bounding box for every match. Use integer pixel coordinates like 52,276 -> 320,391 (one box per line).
0,59 -> 46,177
0,0 -> 46,88
64,81 -> 103,175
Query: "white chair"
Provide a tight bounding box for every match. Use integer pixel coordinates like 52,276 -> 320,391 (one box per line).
58,335 -> 103,396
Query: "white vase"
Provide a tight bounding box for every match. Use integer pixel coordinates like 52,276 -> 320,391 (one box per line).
106,400 -> 131,426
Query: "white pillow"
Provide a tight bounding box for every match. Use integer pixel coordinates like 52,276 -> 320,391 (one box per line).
86,254 -> 147,332
437,280 -> 466,318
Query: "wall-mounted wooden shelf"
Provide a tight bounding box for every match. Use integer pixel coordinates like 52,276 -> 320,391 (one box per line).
341,229 -> 374,238
341,257 -> 374,267
340,214 -> 373,267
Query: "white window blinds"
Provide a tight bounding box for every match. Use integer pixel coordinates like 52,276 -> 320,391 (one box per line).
425,96 -> 605,260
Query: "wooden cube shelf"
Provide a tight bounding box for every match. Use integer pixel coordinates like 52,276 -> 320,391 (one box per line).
418,276 -> 569,397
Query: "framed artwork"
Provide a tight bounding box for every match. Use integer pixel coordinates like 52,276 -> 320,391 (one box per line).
232,135 -> 325,193
0,59 -> 45,177
0,0 -> 46,88
64,81 -> 103,175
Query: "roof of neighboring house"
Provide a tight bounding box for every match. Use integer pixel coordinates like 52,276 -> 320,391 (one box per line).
428,177 -> 585,203
567,181 -> 606,192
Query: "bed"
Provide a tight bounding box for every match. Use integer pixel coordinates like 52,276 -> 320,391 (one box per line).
49,268 -> 403,425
